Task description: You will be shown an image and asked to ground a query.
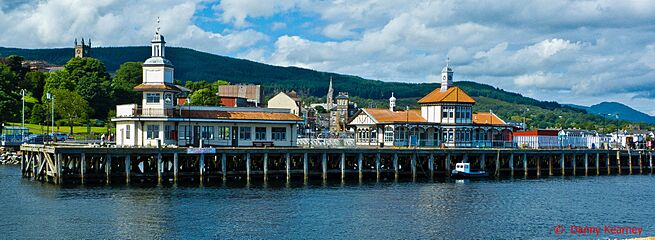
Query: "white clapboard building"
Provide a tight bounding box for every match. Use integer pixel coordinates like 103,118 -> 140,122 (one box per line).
112,26 -> 302,147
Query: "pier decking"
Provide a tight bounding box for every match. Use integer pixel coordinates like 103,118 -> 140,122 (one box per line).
19,144 -> 654,184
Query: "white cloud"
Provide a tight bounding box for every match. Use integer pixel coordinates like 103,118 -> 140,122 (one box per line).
214,0 -> 299,27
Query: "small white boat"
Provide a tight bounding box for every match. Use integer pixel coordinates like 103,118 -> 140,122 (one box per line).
451,163 -> 489,179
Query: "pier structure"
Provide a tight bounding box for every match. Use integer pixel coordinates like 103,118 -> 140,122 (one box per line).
19,144 -> 655,184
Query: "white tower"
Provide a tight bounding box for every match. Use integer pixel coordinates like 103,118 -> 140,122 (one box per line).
143,17 -> 174,85
389,92 -> 396,112
440,58 -> 454,92
140,17 -> 178,110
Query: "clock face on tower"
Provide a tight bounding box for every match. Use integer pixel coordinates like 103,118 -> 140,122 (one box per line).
442,75 -> 446,80
76,49 -> 81,54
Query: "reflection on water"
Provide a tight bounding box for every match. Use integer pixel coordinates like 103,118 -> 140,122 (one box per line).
1,165 -> 654,239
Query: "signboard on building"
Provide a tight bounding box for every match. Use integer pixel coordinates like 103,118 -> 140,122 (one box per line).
186,148 -> 216,154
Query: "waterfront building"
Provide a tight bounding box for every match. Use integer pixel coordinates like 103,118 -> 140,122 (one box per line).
112,26 -> 302,147
558,129 -> 601,149
513,129 -> 560,149
217,84 -> 263,107
348,63 -> 513,148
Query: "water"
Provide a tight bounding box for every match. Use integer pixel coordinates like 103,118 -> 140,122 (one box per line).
1,165 -> 653,239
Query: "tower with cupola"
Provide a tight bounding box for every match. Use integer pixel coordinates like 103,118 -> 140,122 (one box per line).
440,58 -> 454,92
138,17 -> 178,110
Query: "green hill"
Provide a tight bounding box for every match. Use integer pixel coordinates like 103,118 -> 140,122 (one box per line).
0,46 -> 648,131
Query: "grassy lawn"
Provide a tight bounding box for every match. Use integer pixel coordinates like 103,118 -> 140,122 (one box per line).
5,122 -> 110,135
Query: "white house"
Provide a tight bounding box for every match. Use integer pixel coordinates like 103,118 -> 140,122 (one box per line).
112,26 -> 302,147
348,63 -> 513,148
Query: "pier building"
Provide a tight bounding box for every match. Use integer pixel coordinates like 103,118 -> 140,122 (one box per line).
349,62 -> 513,148
112,24 -> 302,147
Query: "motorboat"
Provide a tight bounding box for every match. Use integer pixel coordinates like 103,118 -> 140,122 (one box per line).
451,162 -> 489,179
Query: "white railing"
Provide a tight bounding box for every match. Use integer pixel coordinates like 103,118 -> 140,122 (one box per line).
115,104 -> 174,117
116,104 -> 137,117
297,138 -> 356,147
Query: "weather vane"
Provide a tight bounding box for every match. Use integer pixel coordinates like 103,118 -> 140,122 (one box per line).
156,16 -> 160,34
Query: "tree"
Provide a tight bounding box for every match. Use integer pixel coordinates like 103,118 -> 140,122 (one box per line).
64,57 -> 112,119
23,71 -> 46,101
44,70 -> 74,97
51,89 -> 92,134
111,62 -> 142,105
190,88 -> 219,106
30,103 -> 48,125
0,63 -> 19,132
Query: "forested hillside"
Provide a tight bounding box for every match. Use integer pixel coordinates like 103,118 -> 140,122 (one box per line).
1,46 -> 652,132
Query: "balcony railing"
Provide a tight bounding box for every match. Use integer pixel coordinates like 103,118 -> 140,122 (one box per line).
116,104 -> 176,117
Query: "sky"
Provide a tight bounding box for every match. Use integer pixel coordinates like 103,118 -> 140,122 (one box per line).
1,0 -> 655,115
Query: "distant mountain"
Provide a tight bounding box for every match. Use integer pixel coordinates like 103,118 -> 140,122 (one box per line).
2,46 -> 650,129
586,102 -> 655,124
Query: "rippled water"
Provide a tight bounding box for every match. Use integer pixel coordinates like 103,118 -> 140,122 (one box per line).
1,165 -> 653,239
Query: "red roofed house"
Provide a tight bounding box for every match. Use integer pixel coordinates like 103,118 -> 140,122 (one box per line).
348,62 -> 513,148
112,27 -> 302,147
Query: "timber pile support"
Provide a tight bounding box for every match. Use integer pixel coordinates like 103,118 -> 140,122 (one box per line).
19,144 -> 654,184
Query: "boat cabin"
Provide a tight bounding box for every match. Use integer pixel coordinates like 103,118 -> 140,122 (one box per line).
455,162 -> 471,173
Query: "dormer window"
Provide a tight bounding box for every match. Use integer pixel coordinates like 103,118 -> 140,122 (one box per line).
146,93 -> 161,103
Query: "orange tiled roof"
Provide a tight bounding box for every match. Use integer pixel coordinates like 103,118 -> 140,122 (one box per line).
134,83 -> 180,92
363,108 -> 426,123
181,110 -> 302,121
417,86 -> 476,104
472,112 -> 506,125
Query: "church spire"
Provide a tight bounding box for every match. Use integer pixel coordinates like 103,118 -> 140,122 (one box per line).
326,76 -> 334,109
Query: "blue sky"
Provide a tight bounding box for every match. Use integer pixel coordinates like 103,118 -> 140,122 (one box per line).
1,0 -> 655,115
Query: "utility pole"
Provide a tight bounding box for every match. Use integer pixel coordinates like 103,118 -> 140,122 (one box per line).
21,89 -> 26,130
46,92 -> 55,138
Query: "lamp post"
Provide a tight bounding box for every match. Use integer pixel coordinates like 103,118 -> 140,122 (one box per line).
46,92 -> 55,139
20,89 -> 26,130
405,106 -> 409,147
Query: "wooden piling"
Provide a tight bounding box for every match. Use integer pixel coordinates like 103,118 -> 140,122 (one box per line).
495,151 -> 500,177
106,154 -> 112,184
263,153 -> 269,181
628,149 -> 633,175
509,154 -> 514,177
445,154 -> 451,176
428,154 -> 434,179
536,156 -> 541,177
595,153 -> 600,176
607,153 -> 611,175
376,153 -> 382,180
393,153 -> 399,179
173,153 -> 179,183
340,153 -> 346,179
221,153 -> 227,180
246,153 -> 251,181
321,153 -> 327,180
639,151 -> 643,174
548,157 -> 553,176
411,153 -> 417,180
617,151 -> 621,175
585,153 -> 589,176
80,153 -> 85,184
523,153 -> 528,177
571,154 -> 576,176
480,153 -> 486,171
560,153 -> 565,176
358,153 -> 363,179
199,154 -> 205,183
286,153 -> 291,180
304,153 -> 309,180
125,155 -> 131,183
157,153 -> 164,183
650,151 -> 653,174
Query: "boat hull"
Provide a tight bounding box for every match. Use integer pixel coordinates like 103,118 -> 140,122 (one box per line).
450,171 -> 490,179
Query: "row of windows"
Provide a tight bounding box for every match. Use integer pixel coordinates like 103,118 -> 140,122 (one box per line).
442,105 -> 472,121
144,125 -> 287,141
145,93 -> 174,104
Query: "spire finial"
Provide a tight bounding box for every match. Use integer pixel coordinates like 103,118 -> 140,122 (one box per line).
156,16 -> 160,34
446,56 -> 450,68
